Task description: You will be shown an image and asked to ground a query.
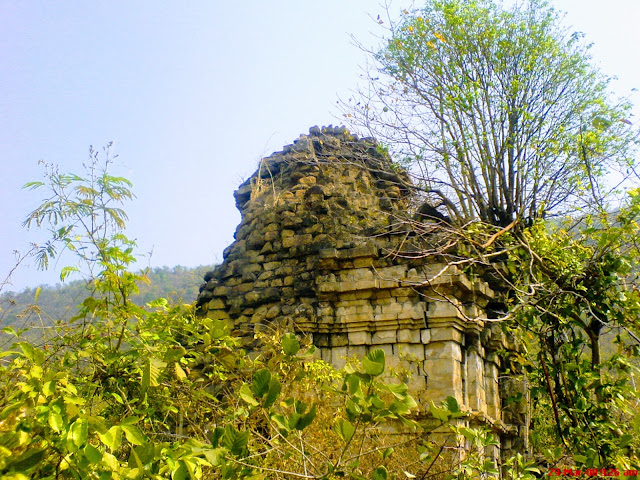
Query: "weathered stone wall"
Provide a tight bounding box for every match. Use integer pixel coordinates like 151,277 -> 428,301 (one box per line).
196,126 -> 525,456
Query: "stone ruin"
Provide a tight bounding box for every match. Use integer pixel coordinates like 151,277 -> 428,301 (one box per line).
196,126 -> 526,458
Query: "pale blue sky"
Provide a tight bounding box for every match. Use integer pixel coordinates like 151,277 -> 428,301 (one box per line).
1,1 -> 639,292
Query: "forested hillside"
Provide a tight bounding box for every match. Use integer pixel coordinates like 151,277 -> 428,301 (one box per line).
0,265 -> 214,340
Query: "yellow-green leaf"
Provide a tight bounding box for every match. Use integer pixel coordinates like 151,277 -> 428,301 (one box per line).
121,424 -> 145,446
68,418 -> 88,448
84,444 -> 102,463
363,349 -> 385,376
174,363 -> 187,381
99,426 -> 122,451
49,411 -> 64,433
333,418 -> 355,443
239,384 -> 259,406
164,346 -> 186,363
142,357 -> 166,392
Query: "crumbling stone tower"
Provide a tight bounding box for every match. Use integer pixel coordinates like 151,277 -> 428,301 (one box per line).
196,126 -> 525,455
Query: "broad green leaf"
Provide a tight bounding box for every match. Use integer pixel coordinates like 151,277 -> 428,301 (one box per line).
81,296 -> 100,311
111,392 -> 124,404
6,447 -> 46,473
29,365 -> 43,379
372,466 -> 388,480
296,403 -> 316,430
371,395 -> 386,410
1,326 -> 17,336
294,399 -> 307,414
333,418 -> 355,443
263,377 -> 281,408
132,443 -> 159,465
346,374 -> 361,395
363,349 -> 385,376
49,410 -> 64,433
481,432 -> 499,448
211,427 -> 225,447
142,357 -> 167,392
122,424 -> 145,445
239,384 -> 259,406
345,398 -> 361,421
271,414 -> 289,432
87,415 -> 108,435
222,425 -> 249,456
288,412 -> 302,430
201,447 -> 226,466
148,297 -> 168,308
209,319 -> 229,339
0,402 -> 23,422
395,395 -> 417,413
429,402 -> 450,422
120,416 -> 140,425
128,446 -> 144,469
444,396 -> 459,413
68,418 -> 88,448
252,369 -> 271,397
84,444 -> 102,463
99,426 -> 122,451
164,345 -> 187,363
42,380 -> 56,397
102,452 -> 120,471
173,461 -> 189,480
458,427 -> 476,442
18,342 -> 35,363
619,434 -> 634,448
282,333 -> 300,356
382,382 -> 407,398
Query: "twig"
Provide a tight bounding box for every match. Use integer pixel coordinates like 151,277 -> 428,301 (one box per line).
481,219 -> 517,249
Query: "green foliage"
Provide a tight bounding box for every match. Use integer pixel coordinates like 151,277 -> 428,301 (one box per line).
362,348 -> 385,376
348,0 -> 637,224
9,142 -> 640,479
0,331 -> 220,479
5,155 -> 479,480
0,264 -> 215,348
497,190 -> 640,469
346,0 -> 640,472
281,332 -> 300,356
1,154 -> 239,478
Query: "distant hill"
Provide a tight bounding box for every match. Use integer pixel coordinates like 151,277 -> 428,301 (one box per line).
0,265 -> 214,344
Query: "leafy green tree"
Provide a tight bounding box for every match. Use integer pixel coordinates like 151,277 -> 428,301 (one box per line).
505,192 -> 640,469
1,148 -> 221,478
344,0 -> 640,471
347,0 -> 636,225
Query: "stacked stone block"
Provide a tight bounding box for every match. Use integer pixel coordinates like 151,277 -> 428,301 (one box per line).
196,126 -> 525,456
